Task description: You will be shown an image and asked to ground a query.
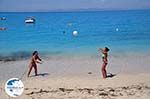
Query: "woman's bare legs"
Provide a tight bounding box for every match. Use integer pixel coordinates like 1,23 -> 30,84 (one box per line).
27,65 -> 33,77
33,65 -> 38,76
101,63 -> 107,78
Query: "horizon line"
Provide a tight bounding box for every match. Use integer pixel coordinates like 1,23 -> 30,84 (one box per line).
0,8 -> 150,13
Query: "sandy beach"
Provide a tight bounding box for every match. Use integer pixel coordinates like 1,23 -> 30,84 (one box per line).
0,74 -> 150,99
1,1 -> 150,98
0,54 -> 150,99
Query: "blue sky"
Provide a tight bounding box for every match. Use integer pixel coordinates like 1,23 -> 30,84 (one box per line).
0,0 -> 150,12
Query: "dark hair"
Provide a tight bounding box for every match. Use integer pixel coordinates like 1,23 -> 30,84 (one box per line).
105,47 -> 110,52
32,51 -> 38,56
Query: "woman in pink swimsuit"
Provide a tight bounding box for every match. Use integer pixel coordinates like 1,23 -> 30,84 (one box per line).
27,51 -> 42,77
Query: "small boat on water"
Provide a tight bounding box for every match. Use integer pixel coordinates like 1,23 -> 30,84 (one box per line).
0,17 -> 6,20
25,17 -> 35,23
0,27 -> 7,30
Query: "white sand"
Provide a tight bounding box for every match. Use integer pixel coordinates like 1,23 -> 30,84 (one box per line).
0,74 -> 150,99
0,55 -> 150,99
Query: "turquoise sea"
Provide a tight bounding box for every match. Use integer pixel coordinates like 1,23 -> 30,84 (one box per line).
0,10 -> 150,58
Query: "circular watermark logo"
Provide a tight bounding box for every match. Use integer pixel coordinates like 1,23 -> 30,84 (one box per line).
5,78 -> 24,97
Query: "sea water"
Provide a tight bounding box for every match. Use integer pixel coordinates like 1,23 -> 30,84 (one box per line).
0,10 -> 150,57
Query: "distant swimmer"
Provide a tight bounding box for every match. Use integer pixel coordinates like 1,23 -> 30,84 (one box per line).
63,31 -> 66,34
0,27 -> 7,30
27,51 -> 42,77
98,47 -> 110,79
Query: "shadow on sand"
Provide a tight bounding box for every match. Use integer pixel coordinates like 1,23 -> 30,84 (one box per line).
30,73 -> 49,77
107,73 -> 116,78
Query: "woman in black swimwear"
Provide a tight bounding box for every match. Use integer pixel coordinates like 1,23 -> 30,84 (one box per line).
99,47 -> 110,79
